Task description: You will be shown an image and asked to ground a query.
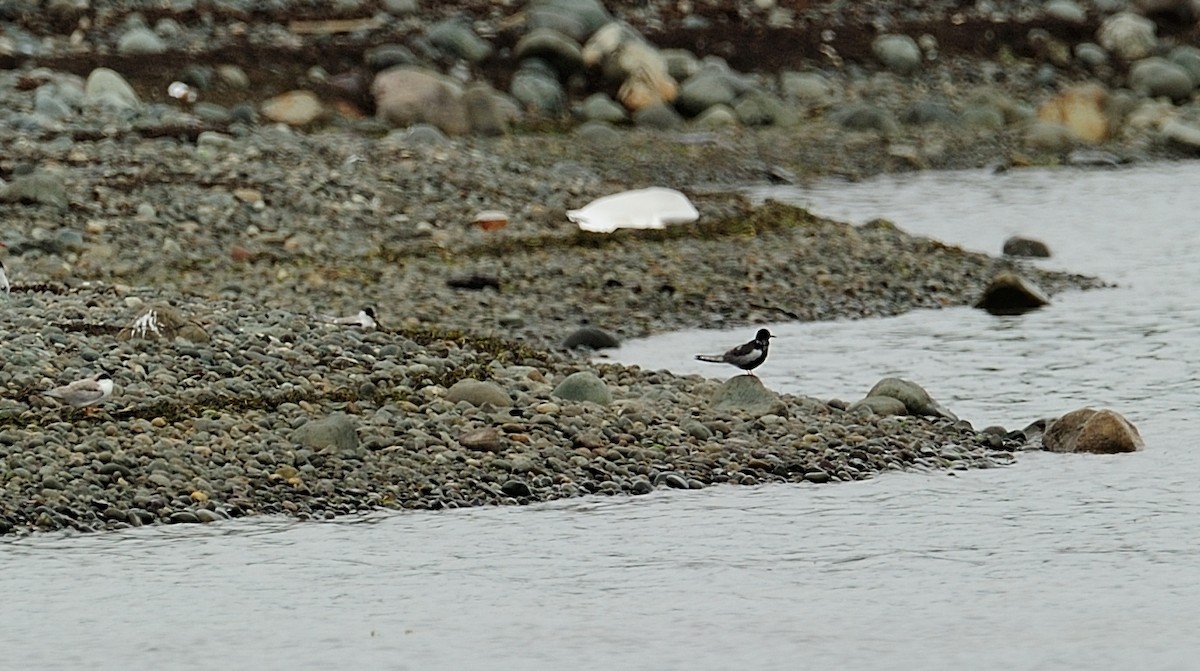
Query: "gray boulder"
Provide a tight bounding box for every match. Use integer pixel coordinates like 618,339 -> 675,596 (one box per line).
515,28 -> 583,75
733,89 -> 794,126
372,66 -> 469,135
694,104 -> 739,128
510,60 -> 566,117
83,67 -> 140,111
632,102 -> 684,130
446,379 -> 513,407
832,103 -> 899,133
117,26 -> 167,55
712,375 -> 785,416
463,83 -> 516,136
1168,45 -> 1200,86
1130,57 -> 1195,101
291,412 -> 360,454
781,71 -> 837,108
427,18 -> 492,63
0,171 -> 69,210
552,371 -> 612,405
847,395 -> 908,417
527,0 -> 612,42
872,34 -> 922,75
577,92 -> 627,123
866,377 -> 958,421
1161,117 -> 1200,150
1097,12 -> 1157,61
675,70 -> 738,116
902,100 -> 959,126
575,120 -> 622,146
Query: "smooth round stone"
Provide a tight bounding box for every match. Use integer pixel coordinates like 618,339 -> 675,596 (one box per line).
500,479 -> 533,498
515,28 -> 583,74
632,102 -> 684,130
575,120 -> 622,146
117,26 -> 167,55
426,18 -> 492,63
562,326 -> 620,350
577,92 -> 627,123
872,34 -> 922,75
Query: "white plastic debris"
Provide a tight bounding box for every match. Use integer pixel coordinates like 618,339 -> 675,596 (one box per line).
567,187 -> 699,233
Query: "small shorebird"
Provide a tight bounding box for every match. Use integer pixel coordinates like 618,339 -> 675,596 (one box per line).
695,328 -> 774,375
43,372 -> 114,415
0,259 -> 9,297
318,306 -> 378,329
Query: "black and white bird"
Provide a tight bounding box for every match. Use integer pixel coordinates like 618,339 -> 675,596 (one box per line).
695,328 -> 774,375
318,306 -> 378,329
0,259 -> 9,297
43,372 -> 114,413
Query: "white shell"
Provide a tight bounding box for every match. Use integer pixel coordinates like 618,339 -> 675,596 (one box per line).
567,187 -> 699,233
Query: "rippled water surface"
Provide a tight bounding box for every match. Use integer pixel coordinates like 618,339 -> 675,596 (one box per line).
6,163 -> 1200,670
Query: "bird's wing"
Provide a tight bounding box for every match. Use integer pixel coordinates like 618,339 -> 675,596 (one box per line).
47,379 -> 105,404
724,341 -> 757,358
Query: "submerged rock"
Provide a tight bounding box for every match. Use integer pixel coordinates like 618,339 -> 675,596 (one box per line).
974,271 -> 1051,315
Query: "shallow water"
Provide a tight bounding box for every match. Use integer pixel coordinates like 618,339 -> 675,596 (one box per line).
5,163 -> 1200,670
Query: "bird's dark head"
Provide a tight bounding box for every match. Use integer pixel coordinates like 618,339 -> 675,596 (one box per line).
756,328 -> 773,341
96,372 -> 112,382
363,306 -> 377,319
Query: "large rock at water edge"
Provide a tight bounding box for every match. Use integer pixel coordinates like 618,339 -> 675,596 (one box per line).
1043,408 -> 1144,453
846,395 -> 908,417
974,271 -> 1050,315
712,375 -> 785,416
866,377 -> 957,420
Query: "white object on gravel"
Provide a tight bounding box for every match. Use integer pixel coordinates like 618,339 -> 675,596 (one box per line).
567,187 -> 699,233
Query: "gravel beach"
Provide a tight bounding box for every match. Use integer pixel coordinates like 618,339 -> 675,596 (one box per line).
0,0 -> 1164,534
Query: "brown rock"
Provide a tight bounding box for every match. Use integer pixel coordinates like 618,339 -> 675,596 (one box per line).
260,90 -> 324,127
371,66 -> 469,135
1036,84 -> 1109,143
1043,408 -> 1144,454
459,427 -> 504,452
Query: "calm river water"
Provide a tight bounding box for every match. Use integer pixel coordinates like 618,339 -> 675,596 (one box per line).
4,163 -> 1199,670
